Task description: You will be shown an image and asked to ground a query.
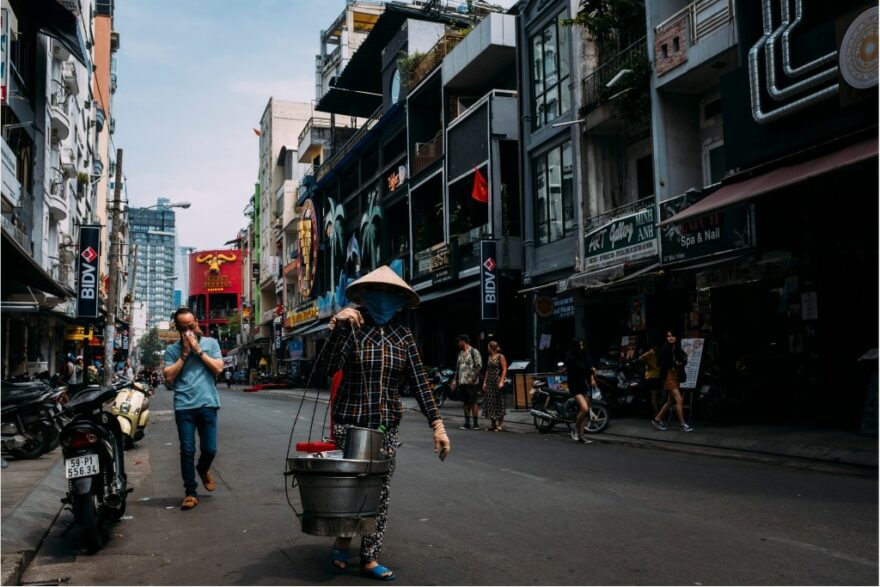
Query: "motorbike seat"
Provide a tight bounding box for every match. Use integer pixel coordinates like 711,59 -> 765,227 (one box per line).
548,388 -> 570,400
1,382 -> 53,405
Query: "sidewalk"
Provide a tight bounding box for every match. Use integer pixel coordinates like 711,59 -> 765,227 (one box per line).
249,386 -> 878,471
0,449 -> 66,586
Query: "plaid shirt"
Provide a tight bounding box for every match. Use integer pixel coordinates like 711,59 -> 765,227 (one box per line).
315,317 -> 441,429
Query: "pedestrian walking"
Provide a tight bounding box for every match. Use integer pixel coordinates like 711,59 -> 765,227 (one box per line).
637,335 -> 662,413
314,265 -> 450,581
124,361 -> 134,380
564,338 -> 597,443
163,307 -> 225,510
451,334 -> 482,430
481,341 -> 507,431
64,354 -> 77,385
650,330 -> 693,432
224,368 -> 233,388
75,356 -> 84,383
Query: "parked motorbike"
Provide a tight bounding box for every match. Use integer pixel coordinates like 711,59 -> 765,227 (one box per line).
110,381 -> 152,448
528,376 -> 609,434
59,379 -> 132,553
426,367 -> 454,408
1,381 -> 64,459
594,359 -> 653,416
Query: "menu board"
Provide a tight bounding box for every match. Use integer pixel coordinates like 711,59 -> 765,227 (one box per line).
679,338 -> 705,390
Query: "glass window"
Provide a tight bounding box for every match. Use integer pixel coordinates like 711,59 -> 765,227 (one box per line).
533,141 -> 575,245
530,14 -> 571,129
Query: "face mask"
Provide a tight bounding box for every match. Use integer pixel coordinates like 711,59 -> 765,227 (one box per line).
359,291 -> 408,325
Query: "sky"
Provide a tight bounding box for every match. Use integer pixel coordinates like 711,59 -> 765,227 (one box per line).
114,0 -> 338,250
114,0 -> 517,251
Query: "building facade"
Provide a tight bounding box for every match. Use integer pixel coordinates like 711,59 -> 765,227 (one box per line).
129,198 -> 179,329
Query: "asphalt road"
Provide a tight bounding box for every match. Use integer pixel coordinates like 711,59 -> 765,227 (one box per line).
23,387 -> 879,585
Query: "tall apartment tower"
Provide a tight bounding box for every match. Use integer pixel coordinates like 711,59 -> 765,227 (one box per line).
129,198 -> 178,328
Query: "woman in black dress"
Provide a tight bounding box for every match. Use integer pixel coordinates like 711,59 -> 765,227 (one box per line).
481,341 -> 507,431
564,338 -> 596,443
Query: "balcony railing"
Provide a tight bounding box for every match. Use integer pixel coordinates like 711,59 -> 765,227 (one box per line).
655,0 -> 734,45
2,215 -> 31,252
585,195 -> 655,232
412,130 -> 443,177
406,32 -> 465,90
582,36 -> 648,114
297,114 -> 333,146
316,105 -> 383,182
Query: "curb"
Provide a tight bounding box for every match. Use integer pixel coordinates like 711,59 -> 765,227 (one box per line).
0,456 -> 67,586
229,387 -> 878,475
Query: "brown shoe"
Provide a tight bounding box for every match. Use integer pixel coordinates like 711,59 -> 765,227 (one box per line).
181,495 -> 199,510
199,470 -> 216,492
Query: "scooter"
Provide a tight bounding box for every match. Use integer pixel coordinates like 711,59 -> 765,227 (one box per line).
59,379 -> 132,553
594,359 -> 653,416
528,376 -> 609,434
427,367 -> 455,408
110,381 -> 152,448
1,381 -> 63,459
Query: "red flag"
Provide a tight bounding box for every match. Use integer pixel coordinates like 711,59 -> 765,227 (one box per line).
253,128 -> 262,136
471,166 -> 488,204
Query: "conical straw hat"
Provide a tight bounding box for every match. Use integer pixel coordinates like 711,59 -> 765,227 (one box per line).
345,265 -> 420,309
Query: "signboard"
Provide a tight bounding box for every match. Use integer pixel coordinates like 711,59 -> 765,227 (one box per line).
480,240 -> 498,320
297,199 -> 318,297
76,225 -> 101,318
551,295 -> 574,321
64,326 -> 92,341
274,319 -> 283,355
1,8 -> 9,104
584,199 -> 657,270
287,302 -> 318,329
194,251 -> 237,292
679,338 -> 705,389
659,192 -> 754,264
415,243 -> 456,283
289,338 -> 304,360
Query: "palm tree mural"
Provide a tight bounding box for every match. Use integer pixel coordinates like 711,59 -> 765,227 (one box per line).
323,198 -> 345,294
360,187 -> 383,271
324,198 -> 345,261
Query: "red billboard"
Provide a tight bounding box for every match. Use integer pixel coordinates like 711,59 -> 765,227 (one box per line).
188,249 -> 242,349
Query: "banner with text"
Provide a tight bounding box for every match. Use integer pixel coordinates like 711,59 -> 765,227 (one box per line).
480,240 -> 499,320
659,192 -> 754,264
584,199 -> 658,270
76,225 -> 101,318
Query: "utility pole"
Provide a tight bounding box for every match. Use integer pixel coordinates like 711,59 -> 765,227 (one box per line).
104,148 -> 123,385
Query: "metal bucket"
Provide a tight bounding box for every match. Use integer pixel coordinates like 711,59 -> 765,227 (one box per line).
287,456 -> 390,537
343,426 -> 385,460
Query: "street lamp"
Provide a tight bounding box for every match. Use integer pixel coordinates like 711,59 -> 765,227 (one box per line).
104,186 -> 193,385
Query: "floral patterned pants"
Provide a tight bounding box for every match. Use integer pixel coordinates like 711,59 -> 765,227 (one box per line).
332,424 -> 398,563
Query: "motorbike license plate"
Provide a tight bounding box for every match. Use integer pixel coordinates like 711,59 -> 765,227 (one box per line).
65,454 -> 100,479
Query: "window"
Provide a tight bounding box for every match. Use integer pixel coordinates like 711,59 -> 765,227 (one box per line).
531,14 -> 571,129
534,141 -> 575,245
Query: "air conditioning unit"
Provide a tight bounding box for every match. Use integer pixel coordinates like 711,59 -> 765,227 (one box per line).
61,148 -> 77,178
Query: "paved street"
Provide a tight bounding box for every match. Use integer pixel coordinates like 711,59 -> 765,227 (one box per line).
22,388 -> 878,586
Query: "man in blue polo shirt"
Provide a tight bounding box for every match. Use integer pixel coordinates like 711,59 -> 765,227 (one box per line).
163,307 -> 224,510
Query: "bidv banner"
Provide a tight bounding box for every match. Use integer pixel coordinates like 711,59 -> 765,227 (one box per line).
480,240 -> 499,320
77,225 -> 101,318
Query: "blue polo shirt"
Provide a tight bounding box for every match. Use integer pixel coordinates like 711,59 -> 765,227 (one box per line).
163,337 -> 222,411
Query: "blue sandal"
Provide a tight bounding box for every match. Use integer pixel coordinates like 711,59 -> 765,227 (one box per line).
361,564 -> 396,581
330,546 -> 349,571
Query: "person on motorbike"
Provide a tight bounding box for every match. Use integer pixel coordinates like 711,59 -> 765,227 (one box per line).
650,330 -> 693,432
564,338 -> 596,443
314,265 -> 450,581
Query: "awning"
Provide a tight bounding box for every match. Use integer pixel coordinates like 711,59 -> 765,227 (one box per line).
12,0 -> 89,67
418,279 -> 479,303
660,137 -> 878,226
1,229 -> 73,298
559,262 -> 662,293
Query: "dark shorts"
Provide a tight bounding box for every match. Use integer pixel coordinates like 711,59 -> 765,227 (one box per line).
646,378 -> 662,392
460,384 -> 480,405
569,388 -> 588,398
